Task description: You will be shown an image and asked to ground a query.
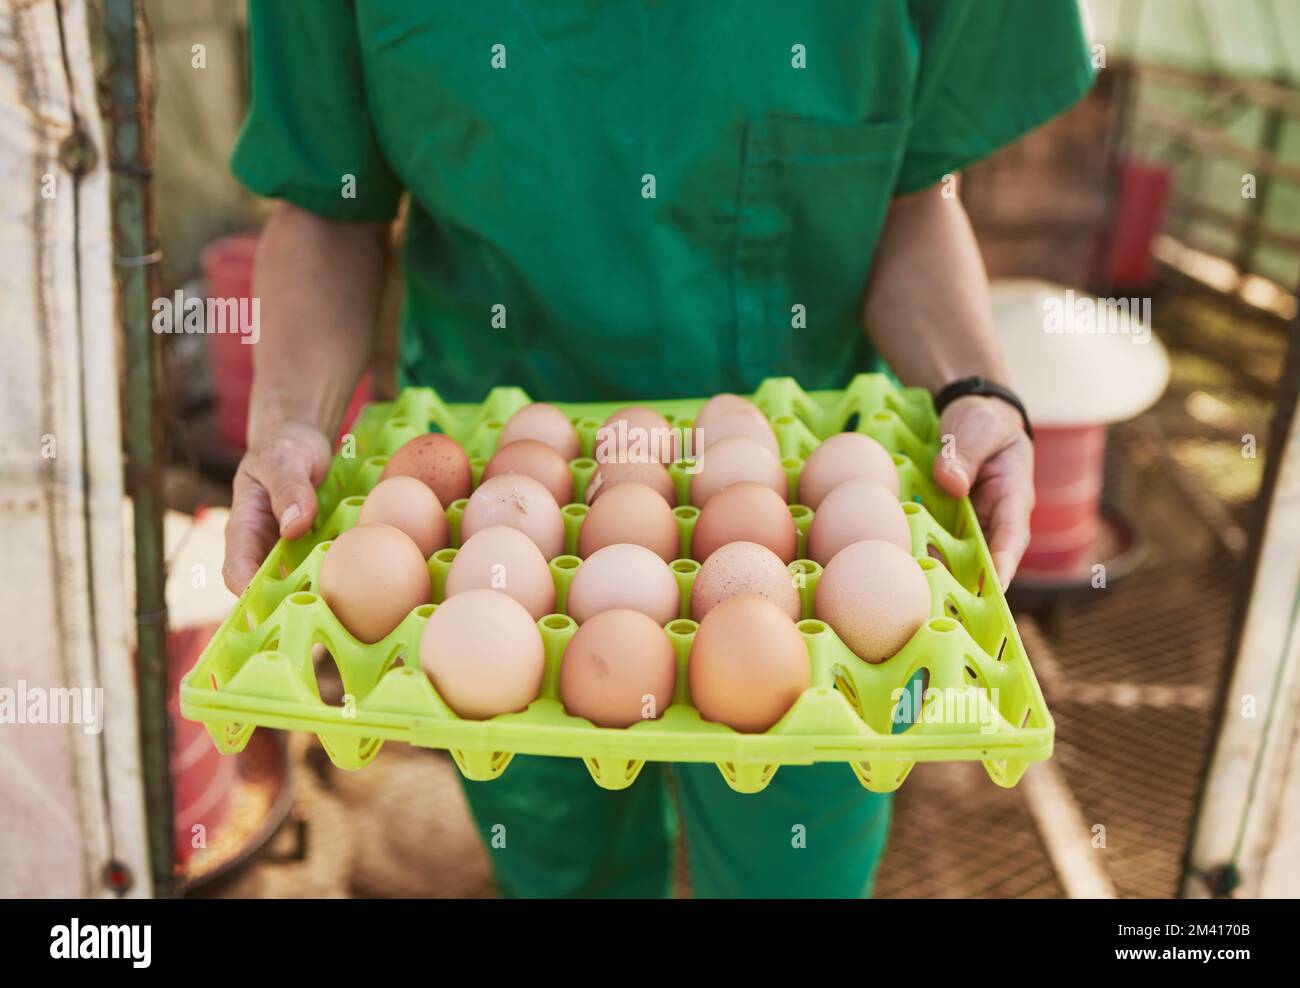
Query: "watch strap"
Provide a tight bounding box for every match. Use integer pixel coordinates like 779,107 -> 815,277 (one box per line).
933,376 -> 1034,441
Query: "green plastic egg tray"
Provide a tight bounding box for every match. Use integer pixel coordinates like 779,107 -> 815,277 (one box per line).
180,374 -> 1053,793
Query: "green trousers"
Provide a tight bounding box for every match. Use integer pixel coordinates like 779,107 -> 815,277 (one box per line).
458,756 -> 892,898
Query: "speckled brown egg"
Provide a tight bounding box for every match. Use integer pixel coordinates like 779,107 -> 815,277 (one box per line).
691,481 -> 797,564
807,478 -> 911,565
318,523 -> 431,644
815,539 -> 931,663
381,433 -> 473,507
499,403 -> 580,461
484,439 -> 574,506
578,481 -> 679,561
559,609 -> 676,728
688,593 -> 810,733
690,541 -> 801,621
797,432 -> 899,508
460,473 -> 565,559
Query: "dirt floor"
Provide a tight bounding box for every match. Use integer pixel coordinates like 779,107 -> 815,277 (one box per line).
181,283 -> 1287,899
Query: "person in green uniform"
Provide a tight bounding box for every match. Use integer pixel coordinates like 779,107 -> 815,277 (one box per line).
223,0 -> 1094,898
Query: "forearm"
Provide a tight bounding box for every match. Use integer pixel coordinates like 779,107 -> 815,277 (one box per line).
861,184 -> 1007,390
248,203 -> 390,443
863,184 -> 1033,586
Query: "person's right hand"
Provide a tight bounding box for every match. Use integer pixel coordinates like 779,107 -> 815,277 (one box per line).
223,421 -> 333,594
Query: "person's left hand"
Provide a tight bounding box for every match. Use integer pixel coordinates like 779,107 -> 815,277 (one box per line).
930,395 -> 1035,590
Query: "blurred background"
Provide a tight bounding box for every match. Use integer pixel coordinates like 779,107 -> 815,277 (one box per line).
2,0 -> 1297,899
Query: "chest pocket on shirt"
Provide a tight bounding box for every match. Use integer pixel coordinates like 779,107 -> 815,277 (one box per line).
732,115 -> 908,379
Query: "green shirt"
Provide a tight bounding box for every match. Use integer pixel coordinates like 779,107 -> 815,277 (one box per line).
232,0 -> 1093,403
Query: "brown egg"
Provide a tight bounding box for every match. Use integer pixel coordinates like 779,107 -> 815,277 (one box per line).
460,474 -> 565,559
691,541 -> 801,621
318,523 -> 431,644
559,609 -> 676,727
381,433 -> 473,507
484,439 -> 574,506
585,459 -> 676,506
797,432 -> 899,508
578,482 -> 679,561
688,593 -> 810,732
691,481 -> 797,564
807,479 -> 911,565
500,403 -> 580,461
596,406 -> 677,464
420,589 -> 545,719
358,476 -> 448,559
567,543 -> 679,626
691,394 -> 779,455
815,540 -> 931,663
689,435 -> 787,507
446,525 -> 556,620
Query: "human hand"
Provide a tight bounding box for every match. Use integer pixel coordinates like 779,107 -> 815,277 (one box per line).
930,395 -> 1035,591
222,420 -> 333,594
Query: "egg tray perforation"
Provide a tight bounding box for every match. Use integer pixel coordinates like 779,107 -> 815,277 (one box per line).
181,375 -> 1053,793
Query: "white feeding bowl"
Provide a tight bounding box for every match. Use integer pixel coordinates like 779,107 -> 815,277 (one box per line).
990,278 -> 1171,427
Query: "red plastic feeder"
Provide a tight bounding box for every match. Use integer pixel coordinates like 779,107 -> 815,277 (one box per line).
1023,424 -> 1108,574
168,624 -> 235,865
1091,157 -> 1174,291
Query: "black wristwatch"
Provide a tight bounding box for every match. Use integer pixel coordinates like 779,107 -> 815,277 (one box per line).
933,376 -> 1034,441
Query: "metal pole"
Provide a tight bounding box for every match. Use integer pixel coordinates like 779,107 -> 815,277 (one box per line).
1181,281 -> 1300,896
103,0 -> 174,897
1233,88 -> 1285,278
